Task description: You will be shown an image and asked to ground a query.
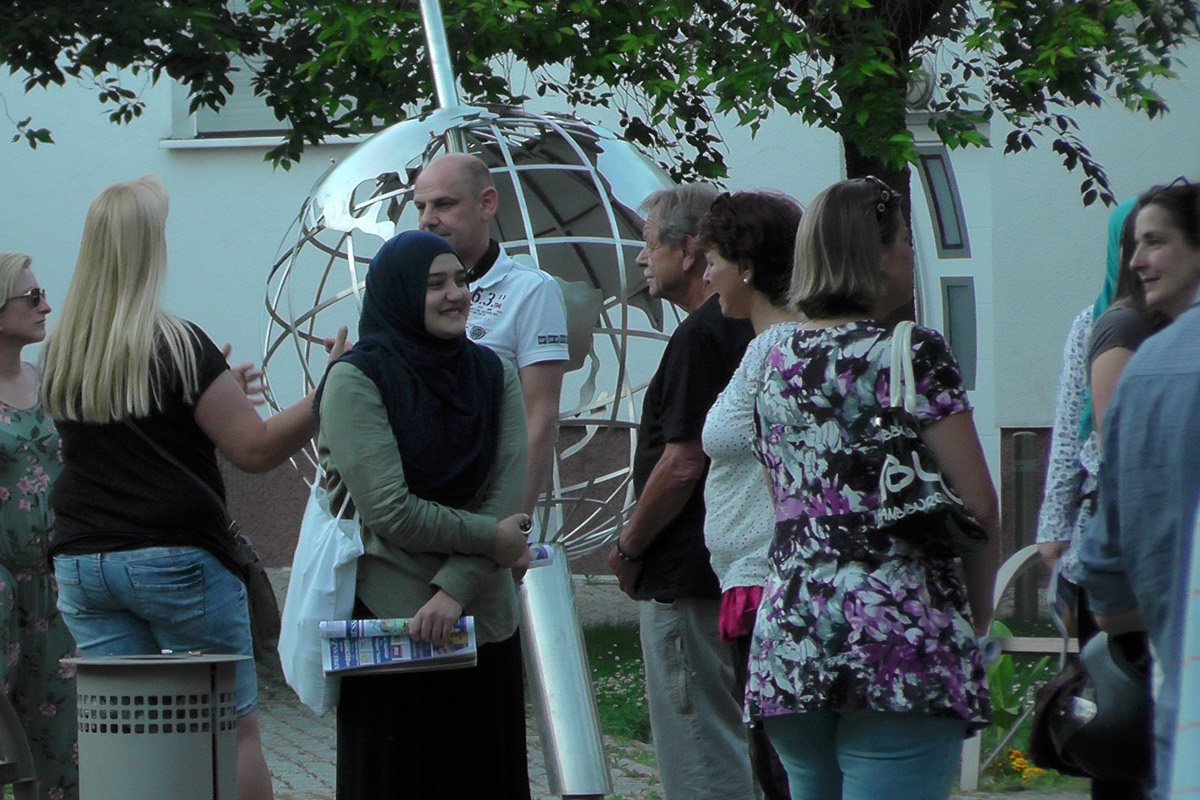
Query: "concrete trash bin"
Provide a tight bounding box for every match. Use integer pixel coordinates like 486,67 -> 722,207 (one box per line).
63,654 -> 250,800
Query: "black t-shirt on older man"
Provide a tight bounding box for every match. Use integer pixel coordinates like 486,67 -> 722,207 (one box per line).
49,323 -> 237,574
632,295 -> 754,602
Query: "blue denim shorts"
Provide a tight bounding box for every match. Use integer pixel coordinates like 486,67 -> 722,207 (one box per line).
54,546 -> 257,716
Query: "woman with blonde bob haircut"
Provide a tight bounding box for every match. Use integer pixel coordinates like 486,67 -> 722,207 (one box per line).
748,176 -> 1000,800
788,178 -> 900,318
43,176 -> 346,800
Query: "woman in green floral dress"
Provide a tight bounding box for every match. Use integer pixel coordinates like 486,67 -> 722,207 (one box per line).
0,252 -> 77,800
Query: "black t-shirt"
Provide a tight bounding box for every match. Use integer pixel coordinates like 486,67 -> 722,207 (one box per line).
49,323 -> 233,568
632,295 -> 754,601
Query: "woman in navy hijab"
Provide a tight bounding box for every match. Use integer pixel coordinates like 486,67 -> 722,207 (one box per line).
316,230 -> 533,799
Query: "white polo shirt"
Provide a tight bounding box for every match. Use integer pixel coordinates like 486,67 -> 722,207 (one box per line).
467,248 -> 569,370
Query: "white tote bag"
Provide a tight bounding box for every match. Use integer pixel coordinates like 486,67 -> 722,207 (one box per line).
278,475 -> 362,715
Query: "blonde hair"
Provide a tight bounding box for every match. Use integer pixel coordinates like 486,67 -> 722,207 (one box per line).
41,176 -> 200,422
789,178 -> 902,318
0,253 -> 33,304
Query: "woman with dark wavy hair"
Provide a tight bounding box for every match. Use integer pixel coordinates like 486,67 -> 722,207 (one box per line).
697,190 -> 803,800
1088,180 -> 1200,442
1075,180 -> 1200,796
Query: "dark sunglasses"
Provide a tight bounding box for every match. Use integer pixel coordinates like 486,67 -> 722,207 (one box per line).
3,287 -> 47,308
1143,175 -> 1200,226
863,175 -> 898,218
1145,175 -> 1194,201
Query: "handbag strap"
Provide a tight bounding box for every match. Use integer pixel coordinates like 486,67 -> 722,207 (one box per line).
1046,561 -> 1075,668
121,419 -> 235,530
888,320 -> 918,413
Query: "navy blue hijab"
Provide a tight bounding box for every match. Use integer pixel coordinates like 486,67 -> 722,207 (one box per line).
315,230 -> 504,507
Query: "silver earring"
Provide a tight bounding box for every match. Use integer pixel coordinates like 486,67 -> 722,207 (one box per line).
742,277 -> 751,285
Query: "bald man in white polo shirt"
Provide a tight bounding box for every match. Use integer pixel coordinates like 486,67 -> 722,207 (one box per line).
414,153 -> 569,523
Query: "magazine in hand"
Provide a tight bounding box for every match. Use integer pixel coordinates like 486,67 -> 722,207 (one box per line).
319,616 -> 477,675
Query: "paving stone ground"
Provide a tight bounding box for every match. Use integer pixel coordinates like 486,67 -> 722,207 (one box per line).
260,653 -> 667,800
260,569 -> 1087,800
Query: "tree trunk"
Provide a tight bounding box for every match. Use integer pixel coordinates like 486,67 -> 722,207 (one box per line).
841,135 -> 912,227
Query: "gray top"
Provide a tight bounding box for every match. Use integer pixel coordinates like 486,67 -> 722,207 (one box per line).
1086,303 -> 1161,369
317,360 -> 528,645
1078,300 -> 1200,797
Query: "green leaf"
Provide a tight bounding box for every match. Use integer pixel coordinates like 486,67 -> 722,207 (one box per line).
1,0 -> 1189,201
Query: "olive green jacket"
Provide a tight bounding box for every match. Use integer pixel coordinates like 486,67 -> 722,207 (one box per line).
317,359 -> 527,644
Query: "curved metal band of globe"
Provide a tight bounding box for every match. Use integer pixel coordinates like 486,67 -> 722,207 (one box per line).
262,224 -> 366,410
262,104 -> 677,559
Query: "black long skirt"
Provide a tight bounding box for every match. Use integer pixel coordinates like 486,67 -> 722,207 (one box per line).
335,627 -> 531,800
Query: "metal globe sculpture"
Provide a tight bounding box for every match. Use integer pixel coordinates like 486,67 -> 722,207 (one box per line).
262,104 -> 676,557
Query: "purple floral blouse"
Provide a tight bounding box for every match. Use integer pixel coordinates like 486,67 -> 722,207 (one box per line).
747,321 -> 991,731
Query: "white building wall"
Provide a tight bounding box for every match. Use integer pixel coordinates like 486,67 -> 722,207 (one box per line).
3,44 -> 1199,469
0,78 -> 363,370
991,51 -> 1200,429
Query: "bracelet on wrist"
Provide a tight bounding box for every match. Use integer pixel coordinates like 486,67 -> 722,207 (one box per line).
615,542 -> 642,564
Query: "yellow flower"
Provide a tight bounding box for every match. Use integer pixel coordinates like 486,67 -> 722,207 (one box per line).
1011,757 -> 1029,771
1022,767 -> 1046,781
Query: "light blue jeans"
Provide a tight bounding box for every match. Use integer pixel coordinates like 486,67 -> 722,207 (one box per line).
764,710 -> 967,800
54,546 -> 257,716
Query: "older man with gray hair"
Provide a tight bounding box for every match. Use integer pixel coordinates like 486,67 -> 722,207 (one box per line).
608,185 -> 757,800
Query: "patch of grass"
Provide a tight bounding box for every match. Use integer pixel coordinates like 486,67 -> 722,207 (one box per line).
1003,615 -> 1065,638
584,623 -> 652,744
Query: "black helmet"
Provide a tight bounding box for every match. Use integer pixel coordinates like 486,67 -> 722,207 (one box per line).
1043,632 -> 1153,781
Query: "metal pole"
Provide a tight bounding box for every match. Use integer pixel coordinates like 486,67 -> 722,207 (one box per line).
417,0 -> 466,152
414,3 -> 612,795
418,0 -> 461,107
521,543 -> 611,799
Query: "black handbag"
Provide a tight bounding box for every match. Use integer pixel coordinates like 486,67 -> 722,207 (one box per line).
123,421 -> 282,661
224,519 -> 283,662
870,321 -> 986,557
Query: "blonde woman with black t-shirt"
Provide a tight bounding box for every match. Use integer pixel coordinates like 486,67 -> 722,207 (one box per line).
42,175 -> 346,800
